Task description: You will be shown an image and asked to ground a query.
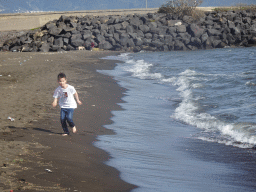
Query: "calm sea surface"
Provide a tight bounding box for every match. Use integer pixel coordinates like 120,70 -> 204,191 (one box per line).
95,47 -> 256,192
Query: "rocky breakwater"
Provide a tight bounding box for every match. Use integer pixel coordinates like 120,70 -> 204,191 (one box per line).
1,10 -> 256,52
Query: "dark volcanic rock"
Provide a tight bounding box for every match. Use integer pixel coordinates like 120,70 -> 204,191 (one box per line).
99,41 -> 113,50
1,10 -> 256,53
39,43 -> 50,52
188,24 -> 204,38
71,38 -> 84,47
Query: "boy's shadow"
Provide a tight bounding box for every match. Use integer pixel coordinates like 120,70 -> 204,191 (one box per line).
33,128 -> 63,135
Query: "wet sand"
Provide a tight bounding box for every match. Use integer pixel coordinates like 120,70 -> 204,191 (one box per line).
0,50 -> 136,191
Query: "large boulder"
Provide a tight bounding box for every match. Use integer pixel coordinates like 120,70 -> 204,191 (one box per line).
63,38 -> 69,45
249,36 -> 256,45
250,24 -> 256,35
188,24 -> 204,38
21,44 -> 33,52
70,38 -> 84,47
201,33 -> 209,43
137,30 -> 144,38
145,33 -> 153,39
190,37 -> 202,48
140,16 -> 147,24
207,28 -> 221,36
158,26 -> 168,35
143,38 -> 152,45
82,32 -> 92,40
54,37 -> 63,47
99,41 -> 113,50
129,17 -> 142,29
66,44 -> 76,51
70,22 -> 77,28
174,40 -> 186,50
164,35 -> 173,44
10,45 -> 22,52
127,38 -> 135,47
71,33 -> 82,40
120,34 -> 129,46
121,21 -> 130,29
49,27 -> 62,36
167,20 -> 182,27
46,22 -> 56,30
39,43 -> 50,52
226,33 -> 236,44
177,25 -> 187,33
106,17 -> 116,25
178,32 -> 191,45
83,39 -> 93,49
113,33 -> 120,42
114,24 -> 122,31
227,20 -> 235,28
150,40 -> 164,48
51,45 -> 62,52
167,27 -> 177,35
139,25 -> 150,33
203,38 -> 213,49
212,40 -> 222,48
108,25 -> 115,34
231,27 -> 241,35
226,12 -> 237,21
134,38 -> 143,46
99,24 -> 108,31
148,22 -> 158,29
243,17 -> 251,25
126,25 -> 134,33
108,37 -> 116,46
96,34 -> 105,43
100,16 -> 109,24
129,33 -> 137,39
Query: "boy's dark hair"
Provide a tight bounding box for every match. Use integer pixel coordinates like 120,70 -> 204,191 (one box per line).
58,73 -> 66,80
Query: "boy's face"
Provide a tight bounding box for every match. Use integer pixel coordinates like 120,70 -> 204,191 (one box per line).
58,77 -> 67,88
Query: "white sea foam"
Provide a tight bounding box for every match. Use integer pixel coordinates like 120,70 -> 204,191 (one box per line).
161,77 -> 177,83
106,53 -> 256,148
124,59 -> 163,80
172,69 -> 256,147
246,81 -> 256,86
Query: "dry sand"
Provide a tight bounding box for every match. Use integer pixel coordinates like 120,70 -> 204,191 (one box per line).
0,50 -> 136,191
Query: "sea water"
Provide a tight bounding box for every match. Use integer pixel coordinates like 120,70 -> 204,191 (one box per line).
95,47 -> 256,192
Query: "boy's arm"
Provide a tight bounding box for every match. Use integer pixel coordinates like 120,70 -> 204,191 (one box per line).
74,92 -> 82,105
52,98 -> 58,107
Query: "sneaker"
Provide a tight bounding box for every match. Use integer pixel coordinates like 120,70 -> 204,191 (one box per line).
62,133 -> 69,136
72,126 -> 77,133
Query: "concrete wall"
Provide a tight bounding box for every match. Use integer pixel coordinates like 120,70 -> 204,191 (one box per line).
0,7 -> 215,32
0,9 -> 158,31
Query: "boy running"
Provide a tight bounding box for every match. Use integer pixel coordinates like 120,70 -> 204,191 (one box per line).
52,73 -> 82,136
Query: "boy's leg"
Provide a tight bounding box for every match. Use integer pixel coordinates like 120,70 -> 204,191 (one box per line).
60,108 -> 70,135
66,108 -> 76,133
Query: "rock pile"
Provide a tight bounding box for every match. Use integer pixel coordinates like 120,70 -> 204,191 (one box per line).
1,10 -> 256,52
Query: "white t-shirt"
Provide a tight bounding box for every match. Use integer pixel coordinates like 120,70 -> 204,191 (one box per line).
53,84 -> 77,108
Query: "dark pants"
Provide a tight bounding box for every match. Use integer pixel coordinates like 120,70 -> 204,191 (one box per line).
60,108 -> 75,134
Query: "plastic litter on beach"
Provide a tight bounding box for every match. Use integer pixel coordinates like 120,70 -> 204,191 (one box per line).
7,116 -> 15,122
45,169 -> 53,173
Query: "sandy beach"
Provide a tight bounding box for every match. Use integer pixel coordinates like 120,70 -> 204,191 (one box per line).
0,50 -> 136,191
